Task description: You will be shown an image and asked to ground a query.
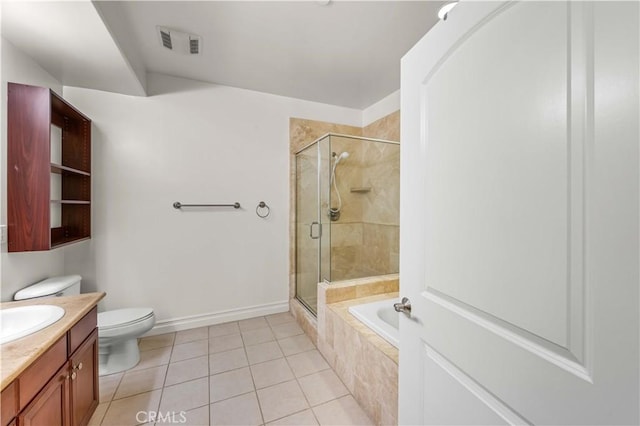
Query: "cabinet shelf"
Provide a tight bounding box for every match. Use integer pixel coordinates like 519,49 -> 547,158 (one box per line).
51,200 -> 91,205
50,163 -> 90,176
51,235 -> 91,248
8,83 -> 91,252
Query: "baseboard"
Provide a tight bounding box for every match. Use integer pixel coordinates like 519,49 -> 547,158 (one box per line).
143,300 -> 289,336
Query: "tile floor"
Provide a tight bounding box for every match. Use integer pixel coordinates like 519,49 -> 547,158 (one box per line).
89,312 -> 373,426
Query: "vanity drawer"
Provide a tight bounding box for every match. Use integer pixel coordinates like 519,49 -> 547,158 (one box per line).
69,307 -> 97,355
19,335 -> 67,411
1,381 -> 17,426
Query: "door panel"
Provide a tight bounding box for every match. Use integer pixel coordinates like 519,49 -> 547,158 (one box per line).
423,347 -> 511,425
425,1 -> 569,347
400,1 -> 639,424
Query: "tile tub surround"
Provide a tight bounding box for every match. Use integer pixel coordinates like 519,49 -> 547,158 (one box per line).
89,311 -> 373,426
316,276 -> 399,426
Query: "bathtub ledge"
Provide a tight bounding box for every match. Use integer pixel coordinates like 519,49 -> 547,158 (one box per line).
328,291 -> 399,364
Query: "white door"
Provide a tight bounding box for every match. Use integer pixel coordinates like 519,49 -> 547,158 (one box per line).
399,1 -> 639,424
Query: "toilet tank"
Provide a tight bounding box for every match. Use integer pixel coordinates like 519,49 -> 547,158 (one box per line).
14,275 -> 82,301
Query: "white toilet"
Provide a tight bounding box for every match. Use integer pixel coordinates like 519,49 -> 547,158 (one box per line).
14,275 -> 155,376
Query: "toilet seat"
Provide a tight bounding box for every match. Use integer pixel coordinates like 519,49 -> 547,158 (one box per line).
98,308 -> 154,330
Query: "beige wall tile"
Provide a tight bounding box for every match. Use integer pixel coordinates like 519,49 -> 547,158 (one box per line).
290,118 -> 362,154
325,285 -> 357,304
353,374 -> 380,425
362,110 -> 400,142
316,338 -> 336,370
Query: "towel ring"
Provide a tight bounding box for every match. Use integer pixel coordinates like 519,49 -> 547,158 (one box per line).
256,201 -> 270,218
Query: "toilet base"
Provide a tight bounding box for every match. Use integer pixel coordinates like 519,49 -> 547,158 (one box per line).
99,338 -> 140,376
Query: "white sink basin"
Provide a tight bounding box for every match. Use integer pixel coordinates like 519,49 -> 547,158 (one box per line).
0,305 -> 65,344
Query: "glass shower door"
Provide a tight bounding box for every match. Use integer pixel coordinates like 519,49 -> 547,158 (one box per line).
295,143 -> 320,314
295,137 -> 330,315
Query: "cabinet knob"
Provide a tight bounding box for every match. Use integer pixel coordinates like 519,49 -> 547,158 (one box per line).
71,371 -> 77,381
74,362 -> 83,371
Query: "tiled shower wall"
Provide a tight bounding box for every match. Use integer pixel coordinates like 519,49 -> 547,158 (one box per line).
328,137 -> 399,280
289,112 -> 400,316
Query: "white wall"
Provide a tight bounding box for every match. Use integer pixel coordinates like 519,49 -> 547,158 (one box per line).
63,73 -> 361,330
0,37 -> 68,301
362,89 -> 400,127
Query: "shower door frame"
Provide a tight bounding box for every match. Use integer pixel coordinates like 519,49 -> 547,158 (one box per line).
294,135 -> 330,315
294,133 -> 401,315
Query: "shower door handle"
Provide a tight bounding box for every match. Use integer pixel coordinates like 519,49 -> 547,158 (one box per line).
310,222 -> 322,239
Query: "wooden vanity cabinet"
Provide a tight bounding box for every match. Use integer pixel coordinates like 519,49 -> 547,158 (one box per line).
1,308 -> 98,426
19,364 -> 70,426
69,329 -> 99,426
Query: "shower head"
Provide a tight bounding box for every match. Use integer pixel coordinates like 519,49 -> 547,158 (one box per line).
333,151 -> 350,165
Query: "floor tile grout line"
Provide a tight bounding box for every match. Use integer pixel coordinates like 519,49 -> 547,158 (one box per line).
280,343 -> 321,426
109,364 -> 168,402
237,316 -> 265,425
96,398 -> 112,426
156,337 -> 175,415
209,388 -> 257,406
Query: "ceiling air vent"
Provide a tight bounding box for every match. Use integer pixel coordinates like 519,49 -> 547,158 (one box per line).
160,29 -> 172,49
157,26 -> 201,55
190,38 -> 199,54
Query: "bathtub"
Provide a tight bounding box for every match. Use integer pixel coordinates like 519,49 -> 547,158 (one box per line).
348,298 -> 399,348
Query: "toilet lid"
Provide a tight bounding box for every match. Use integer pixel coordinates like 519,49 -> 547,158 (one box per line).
98,308 -> 154,330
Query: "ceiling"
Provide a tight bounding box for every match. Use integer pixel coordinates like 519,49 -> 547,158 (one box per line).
2,1 -> 444,109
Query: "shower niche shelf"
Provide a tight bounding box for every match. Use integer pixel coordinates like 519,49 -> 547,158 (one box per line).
350,187 -> 372,193
7,82 -> 91,252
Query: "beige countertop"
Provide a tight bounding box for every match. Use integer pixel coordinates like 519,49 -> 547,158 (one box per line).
1,292 -> 105,390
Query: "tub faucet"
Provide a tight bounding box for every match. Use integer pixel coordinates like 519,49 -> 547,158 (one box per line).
394,297 -> 411,315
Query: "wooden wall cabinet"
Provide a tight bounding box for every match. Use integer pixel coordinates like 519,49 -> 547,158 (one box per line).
7,82 -> 91,252
1,308 -> 99,426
